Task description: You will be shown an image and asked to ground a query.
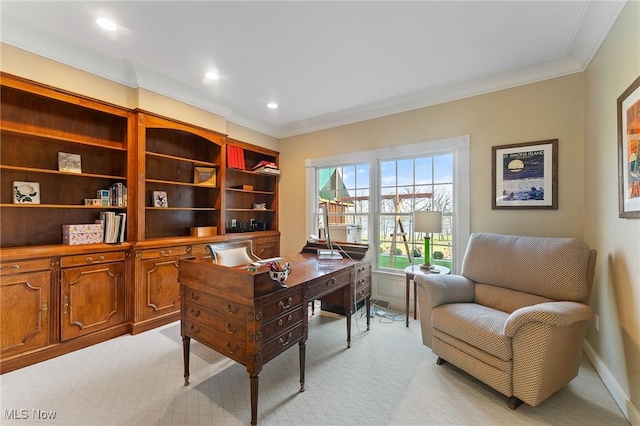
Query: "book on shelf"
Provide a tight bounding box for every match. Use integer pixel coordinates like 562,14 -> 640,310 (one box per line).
97,211 -> 126,243
255,166 -> 281,175
227,146 -> 246,169
251,160 -> 277,171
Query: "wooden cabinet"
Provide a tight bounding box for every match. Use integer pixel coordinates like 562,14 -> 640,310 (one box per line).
60,251 -> 127,340
132,245 -> 189,333
224,138 -> 279,236
0,73 -> 133,248
0,258 -> 51,358
135,112 -> 224,241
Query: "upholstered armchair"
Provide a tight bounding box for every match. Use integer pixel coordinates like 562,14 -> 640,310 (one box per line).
416,233 -> 597,408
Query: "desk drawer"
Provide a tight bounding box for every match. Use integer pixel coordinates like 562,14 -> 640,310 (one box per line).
308,269 -> 351,300
183,318 -> 247,363
262,307 -> 304,340
184,288 -> 248,319
262,324 -> 304,363
355,284 -> 370,303
261,288 -> 303,321
183,302 -> 246,338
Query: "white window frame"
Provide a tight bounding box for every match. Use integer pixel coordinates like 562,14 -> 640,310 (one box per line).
305,135 -> 470,273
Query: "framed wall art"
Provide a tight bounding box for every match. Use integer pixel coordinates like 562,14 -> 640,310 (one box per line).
152,191 -> 168,208
492,139 -> 558,210
13,181 -> 41,204
58,152 -> 82,173
194,167 -> 216,186
617,76 -> 640,219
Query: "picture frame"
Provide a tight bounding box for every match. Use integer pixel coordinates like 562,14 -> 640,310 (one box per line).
194,167 -> 216,186
58,152 -> 82,173
492,139 -> 558,210
617,76 -> 640,219
13,181 -> 41,204
153,191 -> 168,208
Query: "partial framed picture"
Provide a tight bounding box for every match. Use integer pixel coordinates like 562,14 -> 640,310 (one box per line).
58,152 -> 82,173
617,76 -> 640,219
153,191 -> 168,208
194,167 -> 216,186
13,181 -> 41,204
492,139 -> 558,210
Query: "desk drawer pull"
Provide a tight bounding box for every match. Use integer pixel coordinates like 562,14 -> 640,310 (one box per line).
278,297 -> 292,309
225,341 -> 240,354
278,314 -> 293,326
225,322 -> 239,334
189,308 -> 201,318
190,292 -> 201,301
12,265 -> 19,271
327,277 -> 337,286
189,324 -> 201,335
226,303 -> 240,315
278,332 -> 293,346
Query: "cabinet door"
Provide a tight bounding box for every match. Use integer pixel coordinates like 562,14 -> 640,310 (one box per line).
0,271 -> 50,357
135,255 -> 184,322
254,236 -> 280,259
61,262 -> 125,341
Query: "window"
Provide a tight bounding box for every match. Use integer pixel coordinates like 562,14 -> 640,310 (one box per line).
306,135 -> 469,273
379,154 -> 453,272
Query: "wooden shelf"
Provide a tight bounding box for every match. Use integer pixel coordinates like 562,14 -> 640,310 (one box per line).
146,150 -> 219,167
1,165 -> 126,180
0,122 -> 127,150
145,178 -> 218,189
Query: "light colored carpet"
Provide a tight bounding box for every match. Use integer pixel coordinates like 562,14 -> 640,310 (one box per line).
0,309 -> 629,425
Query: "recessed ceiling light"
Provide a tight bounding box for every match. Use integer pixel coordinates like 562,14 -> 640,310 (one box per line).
96,18 -> 117,32
266,102 -> 278,109
205,71 -> 219,80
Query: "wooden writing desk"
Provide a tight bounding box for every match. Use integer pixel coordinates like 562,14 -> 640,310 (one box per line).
178,252 -> 370,425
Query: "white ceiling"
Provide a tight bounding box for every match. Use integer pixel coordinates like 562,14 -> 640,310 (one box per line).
0,1 -> 626,138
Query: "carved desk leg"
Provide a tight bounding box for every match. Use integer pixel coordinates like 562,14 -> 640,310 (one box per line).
182,335 -> 191,386
250,373 -> 259,425
299,340 -> 306,392
344,285 -> 352,348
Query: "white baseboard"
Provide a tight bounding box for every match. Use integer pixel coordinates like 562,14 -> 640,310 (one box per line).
583,341 -> 640,425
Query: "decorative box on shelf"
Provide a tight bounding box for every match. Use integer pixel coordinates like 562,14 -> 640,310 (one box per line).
62,223 -> 104,245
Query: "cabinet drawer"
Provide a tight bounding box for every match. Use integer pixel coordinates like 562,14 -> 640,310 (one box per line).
183,302 -> 246,337
308,269 -> 351,300
183,318 -> 247,363
255,236 -> 279,245
61,251 -> 125,268
0,258 -> 50,276
140,246 -> 188,260
183,288 -> 248,319
262,324 -> 304,363
261,289 -> 304,321
355,262 -> 371,279
262,307 -> 304,340
355,284 -> 370,303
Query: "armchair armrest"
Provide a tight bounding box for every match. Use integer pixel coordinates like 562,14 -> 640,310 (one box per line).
415,274 -> 474,308
503,301 -> 594,337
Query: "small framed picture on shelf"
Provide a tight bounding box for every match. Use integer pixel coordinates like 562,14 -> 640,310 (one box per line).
58,152 -> 82,173
13,181 -> 41,204
194,167 -> 216,186
153,191 -> 168,208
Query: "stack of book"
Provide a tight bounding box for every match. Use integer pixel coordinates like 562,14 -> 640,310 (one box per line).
252,160 -> 280,175
227,146 -> 246,169
97,211 -> 127,243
